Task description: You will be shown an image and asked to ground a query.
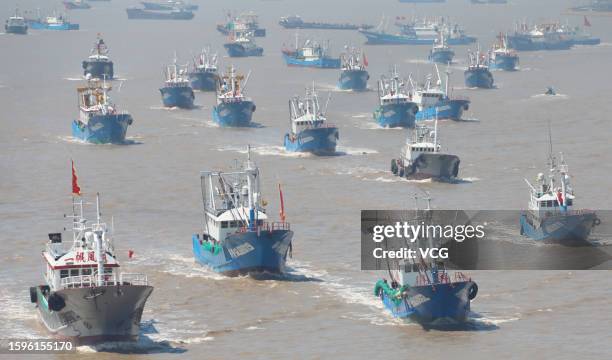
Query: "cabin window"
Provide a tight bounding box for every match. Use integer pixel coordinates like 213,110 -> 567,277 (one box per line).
257,220 -> 264,226
566,199 -> 573,206
229,221 -> 238,228
70,269 -> 79,277
60,270 -> 69,278
82,268 -> 92,276
104,268 -> 112,275
221,221 -> 228,228
540,201 -> 546,207
547,200 -> 554,207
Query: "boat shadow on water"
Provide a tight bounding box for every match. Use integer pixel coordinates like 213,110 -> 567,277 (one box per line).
417,313 -> 500,332
246,268 -> 325,282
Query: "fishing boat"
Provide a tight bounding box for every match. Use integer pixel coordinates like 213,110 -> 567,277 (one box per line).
520,130 -> 600,244
507,21 -> 573,51
192,147 -> 293,276
338,47 -> 369,91
188,48 -> 219,91
223,31 -> 264,57
391,116 -> 460,180
489,33 -> 519,71
561,18 -> 600,45
82,35 -> 114,79
72,78 -> 133,144
159,55 -> 194,109
278,15 -> 373,30
63,1 -> 91,10
141,1 -> 198,11
428,31 -> 454,64
362,17 -> 476,45
26,12 -> 79,30
126,7 -> 194,20
411,65 -> 470,121
373,67 -> 418,128
569,0 -> 612,13
544,86 -> 556,96
374,203 -> 477,325
282,36 -> 341,68
217,11 -> 265,37
30,165 -> 153,344
212,66 -> 256,127
4,10 -> 28,34
464,47 -> 494,88
284,84 -> 339,155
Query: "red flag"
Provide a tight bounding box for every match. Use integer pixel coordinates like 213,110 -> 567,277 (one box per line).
362,52 -> 369,67
71,160 -> 81,196
278,184 -> 286,222
556,191 -> 564,206
584,16 -> 591,27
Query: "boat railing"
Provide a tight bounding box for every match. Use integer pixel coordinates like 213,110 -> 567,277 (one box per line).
453,272 -> 471,283
238,221 -> 291,233
60,272 -> 148,288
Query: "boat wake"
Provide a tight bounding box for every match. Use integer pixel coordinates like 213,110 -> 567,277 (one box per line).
336,146 -> 378,156
57,136 -> 142,145
0,289 -> 39,338
356,122 -> 405,130
530,93 -> 568,100
217,144 -> 311,158
130,252 -> 228,281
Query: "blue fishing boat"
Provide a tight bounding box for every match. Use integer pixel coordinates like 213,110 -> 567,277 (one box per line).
188,48 -> 219,91
411,65 -> 470,121
284,84 -> 339,155
337,47 -> 369,91
212,66 -> 256,127
126,7 -> 194,20
507,21 -> 573,51
562,18 -> 600,45
489,33 -> 519,71
362,16 -> 476,45
428,31 -> 454,64
223,31 -> 263,57
217,11 -> 265,37
375,266 -> 477,325
373,67 -> 418,128
72,78 -> 133,144
159,55 -> 194,108
464,47 -> 494,88
5,10 -> 28,34
82,35 -> 114,79
282,35 -> 341,68
192,148 -> 293,276
520,130 -> 600,245
26,12 -> 79,30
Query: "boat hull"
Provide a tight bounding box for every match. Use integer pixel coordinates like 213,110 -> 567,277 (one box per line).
416,99 -> 469,121
160,86 -> 194,108
82,60 -> 114,79
464,68 -> 494,88
188,71 -> 219,91
282,53 -> 341,68
192,230 -> 293,276
33,284 -> 153,344
507,34 -> 573,51
394,153 -> 460,180
489,54 -> 519,71
373,102 -> 418,128
519,212 -> 598,244
72,114 -> 133,144
142,2 -> 199,11
223,43 -> 263,57
5,24 -> 28,34
360,30 -> 475,45
429,49 -> 455,64
126,8 -> 194,20
338,69 -> 369,91
378,281 -> 475,324
212,100 -> 255,127
284,127 -> 339,155
27,21 -> 79,30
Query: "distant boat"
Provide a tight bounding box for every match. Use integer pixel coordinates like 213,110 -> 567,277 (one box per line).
282,35 -> 341,68
126,7 -> 194,20
25,12 -> 79,30
488,33 -> 519,71
373,67 -> 418,128
82,35 -> 114,79
63,1 -> 91,10
284,84 -> 339,155
212,66 -> 256,127
72,78 -> 133,144
569,0 -> 612,13
188,48 -> 219,91
223,31 -> 264,57
192,147 -> 293,276
507,21 -> 573,51
338,47 -> 369,91
278,15 -> 373,30
5,9 -> 28,34
520,127 -> 600,244
141,1 -> 198,11
361,17 -> 476,45
159,55 -> 195,109
428,31 -> 454,64
464,46 -> 494,88
217,11 -> 265,37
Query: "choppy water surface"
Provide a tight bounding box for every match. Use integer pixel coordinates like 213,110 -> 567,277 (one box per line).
1,0 -> 611,358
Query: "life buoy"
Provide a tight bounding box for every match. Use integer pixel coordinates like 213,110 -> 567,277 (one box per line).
593,218 -> 601,226
30,287 -> 38,303
48,293 -> 66,312
468,283 -> 478,300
